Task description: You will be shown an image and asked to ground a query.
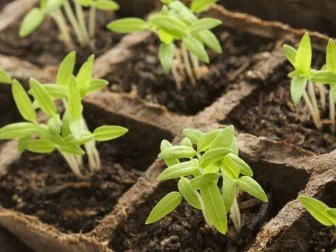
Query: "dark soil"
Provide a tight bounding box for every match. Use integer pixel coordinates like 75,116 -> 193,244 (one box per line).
0,84 -> 21,128
0,0 -> 11,11
225,63 -> 336,155
105,29 -> 274,115
109,180 -> 273,251
310,227 -> 336,252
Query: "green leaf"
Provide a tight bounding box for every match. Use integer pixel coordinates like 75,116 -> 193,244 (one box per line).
228,153 -> 253,176
45,0 -> 64,14
150,14 -> 187,39
160,140 -> 179,166
298,196 -> 335,226
77,55 -> 94,94
92,0 -> 119,10
93,125 -> 128,141
283,44 -> 297,67
58,145 -> 85,155
190,173 -> 219,189
326,208 -> 336,224
220,155 -> 240,179
189,18 -> 221,34
200,182 -> 227,234
159,145 -> 196,159
178,177 -> 202,209
159,43 -> 175,74
194,30 -> 222,54
210,125 -> 234,149
64,131 -> 93,146
68,77 -> 83,120
222,173 -> 237,213
12,80 -> 37,123
107,18 -> 147,33
158,159 -> 199,181
44,84 -> 68,98
199,147 -> 230,168
37,125 -> 64,145
290,76 -> 307,105
48,115 -> 61,133
327,39 -> 336,73
19,8 -> 45,37
146,191 -> 182,224
183,128 -> 204,145
29,78 -> 57,117
0,67 -> 12,84
24,139 -> 55,153
230,137 -> 239,155
76,0 -> 92,7
295,33 -> 312,75
180,137 -> 193,147
56,51 -> 76,86
84,79 -> 109,96
0,122 -> 36,139
69,119 -> 84,139
191,0 -> 217,13
237,176 -> 268,202
311,70 -> 336,84
183,36 -> 209,63
158,29 -> 174,44
197,129 -> 221,152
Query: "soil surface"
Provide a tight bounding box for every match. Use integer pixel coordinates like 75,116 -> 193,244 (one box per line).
310,227 -> 336,252
105,29 -> 274,115
0,142 -> 144,233
225,63 -> 336,155
110,181 -> 273,251
0,0 -> 11,11
0,85 -> 21,128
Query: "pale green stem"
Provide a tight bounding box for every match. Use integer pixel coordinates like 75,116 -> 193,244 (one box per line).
89,5 -> 96,38
303,91 -> 323,130
51,10 -> 74,49
308,81 -> 320,119
330,91 -> 335,133
172,50 -> 183,90
60,151 -> 83,177
230,197 -> 241,233
190,53 -> 200,79
74,0 -> 90,44
181,44 -> 196,86
63,0 -> 86,46
318,84 -> 327,112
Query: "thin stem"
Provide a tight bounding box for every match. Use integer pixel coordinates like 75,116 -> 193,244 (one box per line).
89,5 -> 96,38
63,0 -> 86,46
303,91 -> 323,130
190,53 -> 200,79
230,197 -> 241,233
60,151 -> 83,177
51,10 -> 74,49
172,50 -> 183,90
318,84 -> 327,112
82,118 -> 101,172
181,44 -> 196,86
330,91 -> 335,133
74,0 -> 90,44
308,81 -> 320,118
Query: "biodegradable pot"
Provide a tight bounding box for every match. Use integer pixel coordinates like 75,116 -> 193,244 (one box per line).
0,2 -> 334,252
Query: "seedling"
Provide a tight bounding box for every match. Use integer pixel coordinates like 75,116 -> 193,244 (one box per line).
19,0 -> 119,49
146,126 -> 268,235
107,0 -> 222,90
0,52 -> 128,178
283,33 -> 336,132
298,195 -> 336,251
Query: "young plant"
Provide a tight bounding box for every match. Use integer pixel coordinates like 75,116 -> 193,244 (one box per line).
0,67 -> 12,84
283,33 -> 336,132
146,126 -> 268,235
298,195 -> 336,251
0,52 -> 128,178
107,0 -> 222,90
19,0 -> 119,49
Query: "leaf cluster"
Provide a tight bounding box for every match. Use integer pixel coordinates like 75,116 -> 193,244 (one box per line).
283,33 -> 336,105
107,0 -> 222,73
146,126 -> 268,235
0,52 -> 127,158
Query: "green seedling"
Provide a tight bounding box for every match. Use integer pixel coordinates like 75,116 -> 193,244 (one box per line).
283,33 -> 336,132
298,195 -> 336,251
146,126 -> 268,235
107,0 -> 222,90
20,0 -> 119,49
0,52 -> 128,178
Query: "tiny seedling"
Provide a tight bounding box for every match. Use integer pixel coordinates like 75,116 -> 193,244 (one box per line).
298,195 -> 336,251
146,126 -> 268,235
0,52 -> 128,178
283,33 -> 336,132
20,0 -> 119,49
107,0 -> 222,90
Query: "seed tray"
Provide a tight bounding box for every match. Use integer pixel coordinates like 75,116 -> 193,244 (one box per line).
0,2 -> 334,251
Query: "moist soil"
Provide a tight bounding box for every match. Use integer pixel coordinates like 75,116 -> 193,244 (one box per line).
105,29 -> 274,115
310,227 -> 336,252
0,142 -> 143,234
109,181 -> 273,251
0,12 -> 120,67
0,85 -> 21,128
225,63 -> 336,155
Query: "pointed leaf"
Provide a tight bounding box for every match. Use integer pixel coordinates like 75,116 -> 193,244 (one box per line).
327,39 -> 336,73
158,159 -> 199,181
290,76 -> 307,105
237,176 -> 268,202
197,129 -> 221,152
44,84 -> 68,98
228,153 -> 253,176
189,18 -> 222,34
283,44 -> 297,67
220,155 -> 240,179
190,173 -> 219,189
183,128 -> 204,145
24,140 -> 56,153
107,18 -> 147,33
295,33 -> 312,75
199,147 -> 230,168
159,43 -> 175,74
0,67 -> 12,84
160,140 -> 179,166
93,125 -> 128,141
191,0 -> 217,13
210,125 -> 234,149
58,145 -> 85,155
92,0 -> 119,10
84,79 -> 109,96
77,55 -> 94,93
222,173 -> 237,213
19,8 -> 45,37
68,77 -> 83,120
194,30 -> 222,54
178,177 -> 202,209
56,52 -> 76,86
150,14 -> 187,39
159,145 -> 196,159
0,122 -> 36,139
183,36 -> 209,63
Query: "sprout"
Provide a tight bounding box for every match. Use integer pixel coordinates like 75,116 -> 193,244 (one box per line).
0,52 -> 128,178
19,0 -> 119,49
107,0 -> 222,90
283,33 -> 336,132
146,126 -> 268,235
